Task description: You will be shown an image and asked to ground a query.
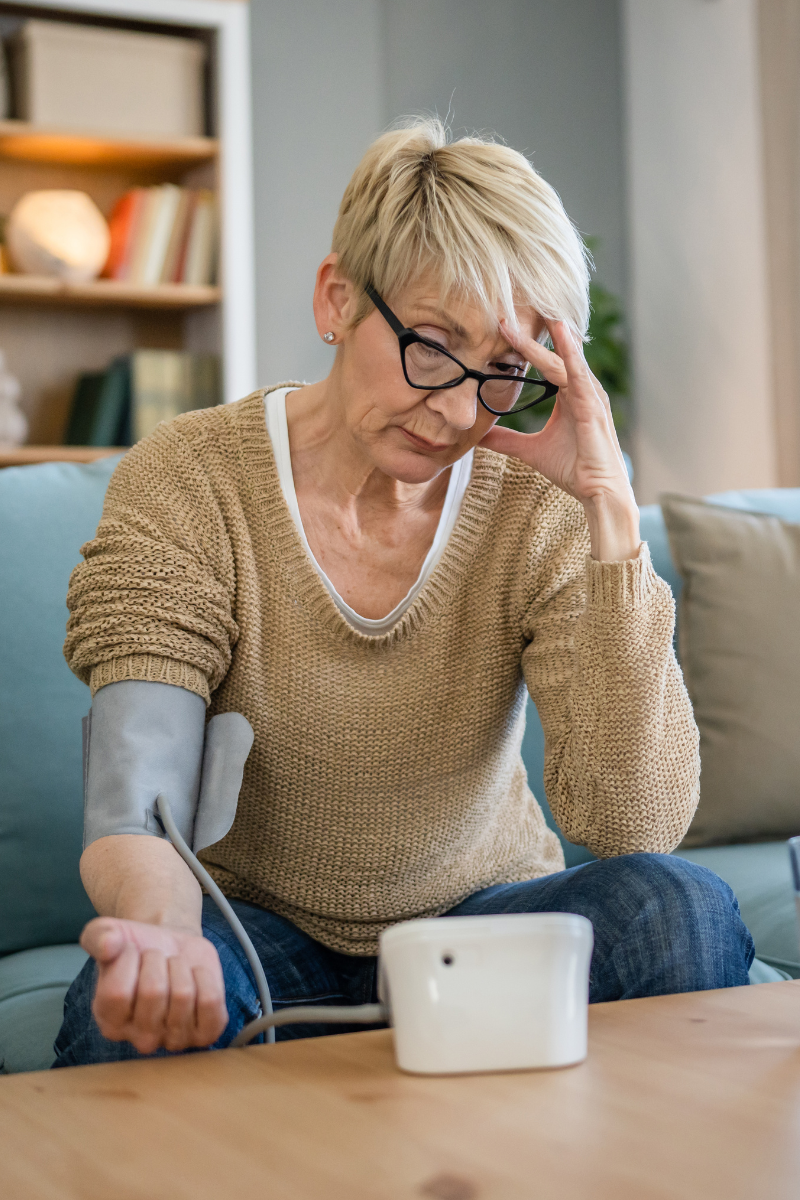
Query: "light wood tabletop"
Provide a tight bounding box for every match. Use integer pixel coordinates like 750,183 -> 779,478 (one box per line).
2,981 -> 799,1200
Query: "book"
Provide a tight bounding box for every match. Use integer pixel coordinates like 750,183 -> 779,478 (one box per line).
64,359 -> 130,446
171,190 -> 197,284
101,185 -> 218,287
182,190 -> 217,286
115,190 -> 147,281
189,354 -> 221,411
102,190 -> 139,280
130,350 -> 188,443
139,185 -> 182,286
160,188 -> 194,284
64,372 -> 104,444
130,350 -> 220,442
88,359 -> 130,446
126,189 -> 163,286
66,350 -> 220,447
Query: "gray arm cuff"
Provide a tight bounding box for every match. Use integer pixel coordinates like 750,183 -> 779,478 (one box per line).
83,681 -> 253,853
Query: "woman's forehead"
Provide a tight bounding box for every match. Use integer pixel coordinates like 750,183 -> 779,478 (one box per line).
390,279 -> 538,345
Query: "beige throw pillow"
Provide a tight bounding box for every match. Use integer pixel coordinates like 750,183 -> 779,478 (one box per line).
661,494 -> 800,847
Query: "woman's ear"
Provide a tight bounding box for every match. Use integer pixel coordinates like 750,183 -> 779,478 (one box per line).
313,254 -> 357,345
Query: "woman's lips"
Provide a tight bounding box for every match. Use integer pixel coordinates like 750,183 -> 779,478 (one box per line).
400,427 -> 451,452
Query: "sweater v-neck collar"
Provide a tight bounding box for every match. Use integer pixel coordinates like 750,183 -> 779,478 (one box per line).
233,387 -> 508,645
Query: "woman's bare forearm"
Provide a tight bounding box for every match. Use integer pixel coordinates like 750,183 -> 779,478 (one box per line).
80,834 -> 203,933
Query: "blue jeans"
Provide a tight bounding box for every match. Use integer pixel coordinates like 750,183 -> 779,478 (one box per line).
53,853 -> 754,1068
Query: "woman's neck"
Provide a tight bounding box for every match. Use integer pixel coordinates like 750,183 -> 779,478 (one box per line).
282,378 -> 453,619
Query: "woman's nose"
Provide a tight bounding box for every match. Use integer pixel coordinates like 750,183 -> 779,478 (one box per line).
427,379 -> 479,430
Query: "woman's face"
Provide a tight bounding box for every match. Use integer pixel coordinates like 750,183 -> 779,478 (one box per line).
318,266 -> 545,485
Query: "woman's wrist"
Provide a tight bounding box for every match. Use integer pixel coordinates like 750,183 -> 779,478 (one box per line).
582,490 -> 641,562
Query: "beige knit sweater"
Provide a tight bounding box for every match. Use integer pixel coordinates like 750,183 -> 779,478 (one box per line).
65,389 -> 700,955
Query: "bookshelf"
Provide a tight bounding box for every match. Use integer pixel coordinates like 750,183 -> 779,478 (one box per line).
0,0 -> 255,453
0,444 -> 120,467
0,122 -> 218,170
0,275 -> 221,307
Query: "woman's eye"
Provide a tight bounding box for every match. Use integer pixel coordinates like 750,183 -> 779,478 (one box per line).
417,341 -> 447,358
413,327 -> 449,350
492,361 -> 525,377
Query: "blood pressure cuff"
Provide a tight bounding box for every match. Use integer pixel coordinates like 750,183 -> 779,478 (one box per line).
83,680 -> 254,853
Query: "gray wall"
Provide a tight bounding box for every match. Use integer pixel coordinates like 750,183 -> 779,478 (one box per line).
623,0 -> 777,500
250,0 -> 384,386
250,0 -> 626,387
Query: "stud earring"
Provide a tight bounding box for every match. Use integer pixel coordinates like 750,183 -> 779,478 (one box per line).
323,332 -> 335,343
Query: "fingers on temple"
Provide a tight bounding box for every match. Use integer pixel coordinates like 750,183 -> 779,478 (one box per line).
499,318 -> 567,387
529,341 -> 568,387
547,320 -> 588,380
548,322 -> 617,423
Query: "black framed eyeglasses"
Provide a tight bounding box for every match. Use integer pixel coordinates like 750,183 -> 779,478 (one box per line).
366,285 -> 558,416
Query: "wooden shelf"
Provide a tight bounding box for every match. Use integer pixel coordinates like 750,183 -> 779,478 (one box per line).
0,121 -> 218,171
0,275 -> 221,309
0,445 -> 124,468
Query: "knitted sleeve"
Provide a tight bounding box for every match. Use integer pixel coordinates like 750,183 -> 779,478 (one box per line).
64,420 -> 240,704
520,487 -> 700,857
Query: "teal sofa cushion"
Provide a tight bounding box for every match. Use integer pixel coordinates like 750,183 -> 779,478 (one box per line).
0,944 -> 88,1073
0,456 -> 121,956
705,487 -> 800,520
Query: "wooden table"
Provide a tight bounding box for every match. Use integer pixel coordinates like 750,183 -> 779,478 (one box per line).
2,982 -> 800,1200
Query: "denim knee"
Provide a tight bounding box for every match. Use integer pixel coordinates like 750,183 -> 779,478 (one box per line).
450,851 -> 754,1001
592,852 -> 754,996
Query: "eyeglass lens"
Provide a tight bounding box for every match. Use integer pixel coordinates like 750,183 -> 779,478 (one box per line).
404,339 -> 550,413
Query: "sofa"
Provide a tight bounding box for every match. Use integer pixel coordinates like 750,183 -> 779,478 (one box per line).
0,457 -> 797,1074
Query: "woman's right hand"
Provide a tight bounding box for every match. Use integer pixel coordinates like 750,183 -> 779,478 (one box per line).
80,916 -> 228,1054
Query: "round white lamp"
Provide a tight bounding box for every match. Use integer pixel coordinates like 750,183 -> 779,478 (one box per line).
7,190 -> 110,283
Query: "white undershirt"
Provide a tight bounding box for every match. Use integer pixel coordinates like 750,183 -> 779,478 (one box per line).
265,387 -> 473,635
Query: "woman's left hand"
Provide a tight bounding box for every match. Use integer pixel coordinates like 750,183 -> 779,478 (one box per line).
480,318 -> 641,562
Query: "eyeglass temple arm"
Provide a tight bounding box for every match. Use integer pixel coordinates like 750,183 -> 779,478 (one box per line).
365,285 -> 408,336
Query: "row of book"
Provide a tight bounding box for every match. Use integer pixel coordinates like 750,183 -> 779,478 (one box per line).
103,185 -> 217,287
64,350 -> 221,447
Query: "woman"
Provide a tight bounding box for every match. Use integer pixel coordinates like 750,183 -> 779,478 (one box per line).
55,120 -> 752,1066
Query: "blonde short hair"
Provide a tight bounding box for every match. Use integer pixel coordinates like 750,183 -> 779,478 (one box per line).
332,118 -> 590,338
